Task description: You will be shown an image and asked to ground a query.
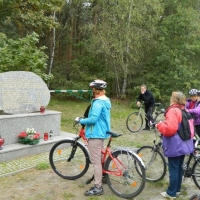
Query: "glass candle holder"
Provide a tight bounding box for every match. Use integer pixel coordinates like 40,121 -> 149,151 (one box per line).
40,106 -> 45,113
44,132 -> 48,141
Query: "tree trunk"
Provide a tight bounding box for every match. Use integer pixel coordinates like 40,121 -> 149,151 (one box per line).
48,12 -> 56,87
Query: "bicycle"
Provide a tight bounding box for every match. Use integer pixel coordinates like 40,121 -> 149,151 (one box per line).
136,127 -> 167,182
49,122 -> 146,199
182,137 -> 200,189
126,102 -> 165,133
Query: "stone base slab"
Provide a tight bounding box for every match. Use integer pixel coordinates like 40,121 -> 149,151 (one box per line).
0,110 -> 61,145
0,131 -> 76,162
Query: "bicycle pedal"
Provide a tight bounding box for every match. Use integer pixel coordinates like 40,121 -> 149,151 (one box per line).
184,169 -> 192,177
86,179 -> 92,184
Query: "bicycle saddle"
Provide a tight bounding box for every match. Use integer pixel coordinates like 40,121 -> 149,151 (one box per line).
106,131 -> 122,138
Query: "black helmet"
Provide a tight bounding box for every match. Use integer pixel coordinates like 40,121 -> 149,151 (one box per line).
89,80 -> 107,89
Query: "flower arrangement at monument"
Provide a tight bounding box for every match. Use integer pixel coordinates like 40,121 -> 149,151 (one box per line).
18,128 -> 40,145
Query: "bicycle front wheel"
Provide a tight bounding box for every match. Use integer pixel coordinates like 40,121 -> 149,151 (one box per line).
49,139 -> 90,180
104,150 -> 146,199
154,112 -> 165,123
126,112 -> 143,132
137,146 -> 167,181
192,160 -> 200,189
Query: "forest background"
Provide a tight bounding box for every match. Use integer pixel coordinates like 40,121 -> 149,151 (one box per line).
1,0 -> 200,104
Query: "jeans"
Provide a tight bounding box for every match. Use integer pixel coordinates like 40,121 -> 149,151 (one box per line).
166,155 -> 185,197
145,105 -> 154,128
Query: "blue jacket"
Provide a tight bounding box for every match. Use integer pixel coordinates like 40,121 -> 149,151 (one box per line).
79,95 -> 111,139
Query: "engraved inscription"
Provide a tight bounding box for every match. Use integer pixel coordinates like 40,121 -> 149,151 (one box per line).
0,71 -> 50,114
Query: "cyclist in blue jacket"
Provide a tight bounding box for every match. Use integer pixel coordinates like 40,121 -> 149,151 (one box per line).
76,79 -> 111,196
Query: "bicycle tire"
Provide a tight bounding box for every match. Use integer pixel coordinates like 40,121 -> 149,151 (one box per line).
154,112 -> 165,123
49,139 -> 90,180
192,159 -> 200,189
104,149 -> 146,199
137,146 -> 167,182
126,112 -> 143,132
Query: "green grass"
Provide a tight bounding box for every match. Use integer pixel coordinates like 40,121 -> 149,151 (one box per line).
35,162 -> 50,170
46,97 -> 159,148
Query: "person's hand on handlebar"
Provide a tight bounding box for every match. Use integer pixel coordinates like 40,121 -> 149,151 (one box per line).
136,101 -> 141,107
74,117 -> 83,124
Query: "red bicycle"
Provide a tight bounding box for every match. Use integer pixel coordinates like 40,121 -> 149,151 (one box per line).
49,122 -> 146,199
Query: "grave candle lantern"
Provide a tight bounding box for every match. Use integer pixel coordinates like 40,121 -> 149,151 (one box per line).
0,135 -> 4,150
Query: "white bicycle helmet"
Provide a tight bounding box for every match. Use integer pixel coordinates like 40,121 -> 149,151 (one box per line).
189,89 -> 198,96
89,79 -> 107,89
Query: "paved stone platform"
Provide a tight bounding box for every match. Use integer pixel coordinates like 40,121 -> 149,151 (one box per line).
0,131 -> 76,177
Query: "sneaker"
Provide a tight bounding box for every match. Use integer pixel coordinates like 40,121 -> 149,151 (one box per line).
160,192 -> 176,199
176,192 -> 180,196
84,186 -> 103,196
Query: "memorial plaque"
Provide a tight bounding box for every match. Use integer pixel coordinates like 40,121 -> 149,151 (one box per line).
0,71 -> 50,114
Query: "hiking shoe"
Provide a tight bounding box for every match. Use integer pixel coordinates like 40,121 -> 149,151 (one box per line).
84,186 -> 103,196
160,192 -> 176,199
143,127 -> 150,131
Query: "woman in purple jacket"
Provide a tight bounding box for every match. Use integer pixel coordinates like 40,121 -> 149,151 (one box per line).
186,90 -> 200,137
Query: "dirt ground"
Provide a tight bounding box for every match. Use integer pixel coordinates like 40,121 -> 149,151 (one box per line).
0,161 -> 199,200
0,128 -> 199,200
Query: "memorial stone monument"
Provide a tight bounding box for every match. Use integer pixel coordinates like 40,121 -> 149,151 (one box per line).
0,71 -> 50,114
0,71 -> 62,162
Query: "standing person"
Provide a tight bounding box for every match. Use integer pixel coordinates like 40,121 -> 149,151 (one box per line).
136,84 -> 155,130
185,89 -> 198,110
156,91 -> 194,199
75,79 -> 111,196
186,90 -> 200,137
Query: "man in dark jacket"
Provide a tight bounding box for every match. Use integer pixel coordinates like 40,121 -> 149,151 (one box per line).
136,84 -> 155,130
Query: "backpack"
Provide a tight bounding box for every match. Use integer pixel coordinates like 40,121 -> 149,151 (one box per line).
177,108 -> 195,140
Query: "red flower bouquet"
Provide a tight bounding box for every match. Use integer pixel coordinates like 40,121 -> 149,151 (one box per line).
18,128 -> 40,145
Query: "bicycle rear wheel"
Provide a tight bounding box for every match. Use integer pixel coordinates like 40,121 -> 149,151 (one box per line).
104,149 -> 146,199
137,146 -> 167,181
192,159 -> 200,189
126,112 -> 143,132
49,139 -> 90,180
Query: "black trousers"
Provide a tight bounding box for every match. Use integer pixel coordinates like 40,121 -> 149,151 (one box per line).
195,125 -> 200,137
145,105 -> 155,128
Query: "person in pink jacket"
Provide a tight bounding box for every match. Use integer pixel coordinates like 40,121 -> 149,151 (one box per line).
156,91 -> 194,199
186,90 -> 200,137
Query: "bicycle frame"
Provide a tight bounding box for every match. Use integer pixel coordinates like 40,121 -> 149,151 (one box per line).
101,139 -> 126,176
74,124 -> 127,176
